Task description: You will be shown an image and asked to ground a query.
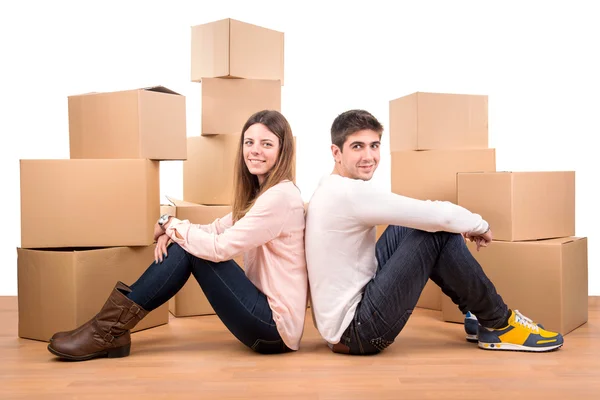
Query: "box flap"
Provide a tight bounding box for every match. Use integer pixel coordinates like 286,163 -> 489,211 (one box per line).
165,195 -> 200,207
141,86 -> 181,96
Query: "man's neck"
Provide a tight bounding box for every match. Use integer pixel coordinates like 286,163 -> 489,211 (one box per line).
332,164 -> 342,177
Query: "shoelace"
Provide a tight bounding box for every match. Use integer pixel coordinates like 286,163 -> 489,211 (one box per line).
514,310 -> 539,333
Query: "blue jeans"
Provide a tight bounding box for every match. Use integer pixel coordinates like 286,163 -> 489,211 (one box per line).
127,243 -> 290,354
337,225 -> 509,355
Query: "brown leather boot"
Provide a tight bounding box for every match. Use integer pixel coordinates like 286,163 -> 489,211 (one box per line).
49,282 -> 132,342
47,281 -> 148,361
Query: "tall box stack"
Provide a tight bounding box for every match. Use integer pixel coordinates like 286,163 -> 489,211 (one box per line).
17,86 -> 187,341
170,18 -> 284,316
441,171 -> 588,335
388,92 -> 495,310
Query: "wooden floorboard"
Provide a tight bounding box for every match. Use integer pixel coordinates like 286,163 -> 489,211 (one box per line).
1,296 -> 598,399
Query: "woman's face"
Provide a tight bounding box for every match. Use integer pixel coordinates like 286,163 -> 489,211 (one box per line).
242,123 -> 280,184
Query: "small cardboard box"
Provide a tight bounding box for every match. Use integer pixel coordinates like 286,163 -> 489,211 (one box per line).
69,86 -> 186,160
191,18 -> 284,84
183,134 -> 240,205
389,92 -> 488,151
458,171 -> 575,241
200,78 -> 281,135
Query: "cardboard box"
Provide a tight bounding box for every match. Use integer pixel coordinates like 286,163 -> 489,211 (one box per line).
191,18 -> 284,84
458,171 -> 575,241
17,246 -> 169,342
200,78 -> 281,135
160,204 -> 176,217
20,159 -> 159,248
389,92 -> 488,151
183,134 -> 239,205
68,86 -> 186,160
441,238 -> 588,335
375,224 -> 441,310
165,198 -> 243,317
391,149 -> 496,203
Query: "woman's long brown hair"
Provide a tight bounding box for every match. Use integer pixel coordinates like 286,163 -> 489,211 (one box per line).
232,110 -> 295,222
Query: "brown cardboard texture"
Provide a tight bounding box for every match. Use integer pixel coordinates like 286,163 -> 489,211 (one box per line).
441,238 -> 588,335
69,86 -> 186,160
160,204 -> 176,217
458,171 -> 575,241
201,78 -> 281,135
183,134 -> 239,205
20,159 -> 159,248
389,92 -> 488,151
391,149 -> 496,203
191,18 -> 284,84
17,246 -> 168,342
166,199 -> 243,316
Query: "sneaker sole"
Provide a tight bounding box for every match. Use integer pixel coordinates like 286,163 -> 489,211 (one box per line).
478,342 -> 563,352
466,334 -> 478,343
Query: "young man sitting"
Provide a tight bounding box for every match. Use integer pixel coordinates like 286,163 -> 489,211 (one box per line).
305,109 -> 563,355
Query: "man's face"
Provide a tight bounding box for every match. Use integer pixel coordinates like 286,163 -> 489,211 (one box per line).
332,129 -> 381,181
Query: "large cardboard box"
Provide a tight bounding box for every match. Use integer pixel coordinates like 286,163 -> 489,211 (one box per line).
191,18 -> 284,84
20,159 -> 159,248
200,78 -> 281,135
183,134 -> 239,205
17,246 -> 169,342
68,86 -> 186,160
389,92 -> 488,151
391,149 -> 496,203
441,238 -> 588,335
458,171 -> 575,241
376,224 -> 442,310
166,198 -> 243,317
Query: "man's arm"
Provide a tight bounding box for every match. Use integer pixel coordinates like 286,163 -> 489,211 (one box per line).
349,181 -> 489,235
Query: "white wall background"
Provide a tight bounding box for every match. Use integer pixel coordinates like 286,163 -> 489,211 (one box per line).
1,0 -> 597,295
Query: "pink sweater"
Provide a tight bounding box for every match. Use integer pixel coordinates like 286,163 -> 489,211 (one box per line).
165,180 -> 307,350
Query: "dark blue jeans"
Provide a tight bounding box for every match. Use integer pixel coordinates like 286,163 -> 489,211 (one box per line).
337,225 -> 509,355
127,243 -> 290,354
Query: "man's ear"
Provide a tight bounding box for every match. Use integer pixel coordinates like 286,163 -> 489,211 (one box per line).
331,144 -> 342,163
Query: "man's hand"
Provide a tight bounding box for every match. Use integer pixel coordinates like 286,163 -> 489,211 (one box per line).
463,228 -> 493,252
155,234 -> 171,263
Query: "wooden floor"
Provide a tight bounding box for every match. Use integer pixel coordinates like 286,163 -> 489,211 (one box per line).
1,297 -> 598,399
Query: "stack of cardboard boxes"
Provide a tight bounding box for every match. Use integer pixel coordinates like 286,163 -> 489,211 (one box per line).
167,18 -> 285,317
18,86 -> 187,341
382,91 -> 588,335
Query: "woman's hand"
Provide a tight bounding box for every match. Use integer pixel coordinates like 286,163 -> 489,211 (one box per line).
154,222 -> 165,242
154,234 -> 171,263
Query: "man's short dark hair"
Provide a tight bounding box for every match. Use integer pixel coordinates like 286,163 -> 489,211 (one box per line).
331,109 -> 384,150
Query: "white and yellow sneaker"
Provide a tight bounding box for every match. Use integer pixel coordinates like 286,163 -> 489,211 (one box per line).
478,310 -> 563,352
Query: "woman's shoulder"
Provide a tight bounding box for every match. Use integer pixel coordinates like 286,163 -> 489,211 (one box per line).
260,180 -> 303,205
